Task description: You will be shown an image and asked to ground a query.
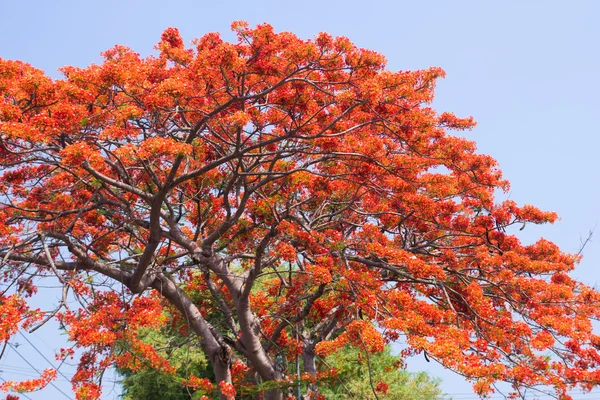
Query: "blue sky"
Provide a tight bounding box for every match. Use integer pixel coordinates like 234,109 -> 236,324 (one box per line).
1,1 -> 599,399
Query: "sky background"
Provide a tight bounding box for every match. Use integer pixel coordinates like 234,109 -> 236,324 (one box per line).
1,1 -> 600,399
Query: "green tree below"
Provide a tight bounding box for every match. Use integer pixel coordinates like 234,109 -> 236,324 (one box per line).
320,345 -> 445,400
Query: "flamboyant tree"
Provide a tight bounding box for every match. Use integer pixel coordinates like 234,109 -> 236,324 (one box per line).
1,22 -> 600,400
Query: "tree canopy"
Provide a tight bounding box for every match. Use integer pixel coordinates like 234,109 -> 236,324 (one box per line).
1,22 -> 600,400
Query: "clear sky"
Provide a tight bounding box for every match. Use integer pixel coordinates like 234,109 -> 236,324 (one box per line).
1,1 -> 599,399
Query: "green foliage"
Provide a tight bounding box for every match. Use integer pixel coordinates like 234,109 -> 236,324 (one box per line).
320,345 -> 446,400
119,328 -> 213,400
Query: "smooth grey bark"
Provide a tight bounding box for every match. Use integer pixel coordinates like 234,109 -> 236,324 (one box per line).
302,345 -> 318,398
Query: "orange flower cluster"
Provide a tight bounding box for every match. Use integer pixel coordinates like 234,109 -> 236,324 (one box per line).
218,381 -> 237,400
0,368 -> 56,393
181,374 -> 214,393
0,295 -> 27,342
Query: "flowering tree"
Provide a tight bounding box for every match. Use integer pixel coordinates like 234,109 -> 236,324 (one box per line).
1,22 -> 599,400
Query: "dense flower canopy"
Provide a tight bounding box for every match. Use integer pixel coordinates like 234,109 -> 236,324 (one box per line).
1,22 -> 599,400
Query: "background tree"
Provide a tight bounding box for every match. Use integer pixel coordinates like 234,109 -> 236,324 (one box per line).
320,345 -> 443,400
1,22 -> 600,400
118,326 -> 214,400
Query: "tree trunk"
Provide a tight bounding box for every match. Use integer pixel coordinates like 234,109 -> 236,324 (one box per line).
302,346 -> 319,399
264,388 -> 283,400
211,348 -> 233,400
263,366 -> 283,400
